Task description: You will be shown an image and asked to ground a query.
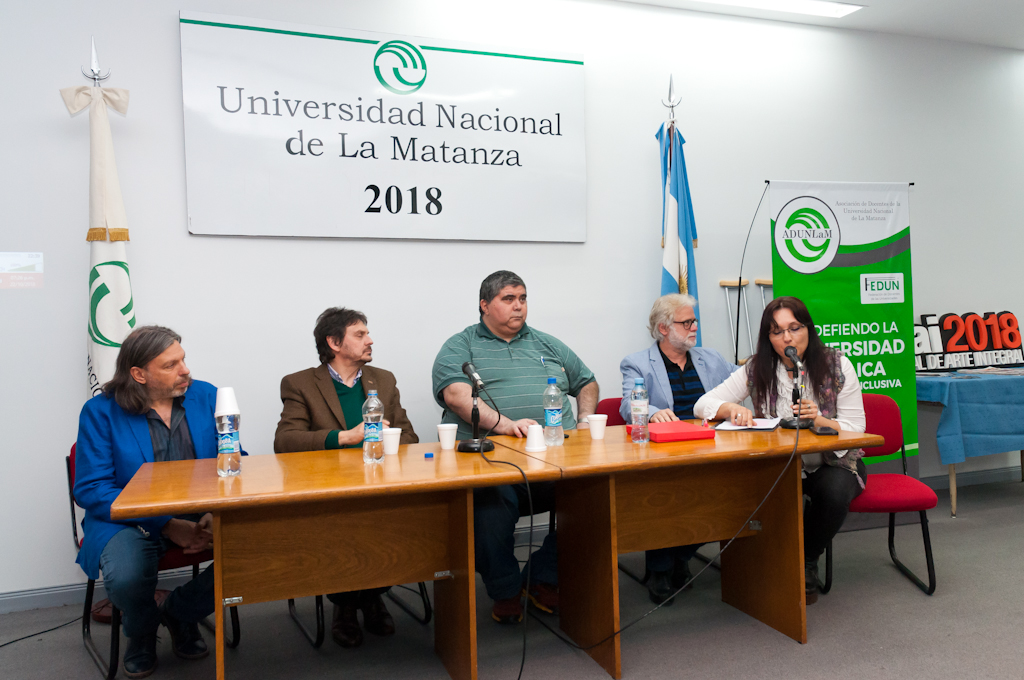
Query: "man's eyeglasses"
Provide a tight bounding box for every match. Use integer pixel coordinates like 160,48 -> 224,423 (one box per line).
673,319 -> 698,330
769,324 -> 806,338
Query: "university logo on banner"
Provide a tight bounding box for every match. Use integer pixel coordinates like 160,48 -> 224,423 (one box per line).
773,197 -> 841,274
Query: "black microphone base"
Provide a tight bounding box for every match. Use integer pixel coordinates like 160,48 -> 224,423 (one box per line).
780,417 -> 815,430
458,438 -> 495,453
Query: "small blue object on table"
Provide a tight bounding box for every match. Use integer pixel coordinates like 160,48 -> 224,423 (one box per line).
916,372 -> 1024,516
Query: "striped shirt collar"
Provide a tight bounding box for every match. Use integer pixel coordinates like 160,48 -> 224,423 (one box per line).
328,363 -> 363,387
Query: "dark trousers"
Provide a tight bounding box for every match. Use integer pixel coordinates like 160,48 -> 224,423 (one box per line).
98,527 -> 214,639
803,459 -> 867,562
645,543 -> 703,573
326,588 -> 388,607
474,481 -> 558,601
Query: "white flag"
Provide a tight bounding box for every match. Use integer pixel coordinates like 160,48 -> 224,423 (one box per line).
61,86 -> 137,395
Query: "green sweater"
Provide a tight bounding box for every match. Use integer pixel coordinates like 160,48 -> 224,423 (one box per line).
328,378 -> 364,449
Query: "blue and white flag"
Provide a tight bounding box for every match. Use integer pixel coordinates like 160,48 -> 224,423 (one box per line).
656,122 -> 700,343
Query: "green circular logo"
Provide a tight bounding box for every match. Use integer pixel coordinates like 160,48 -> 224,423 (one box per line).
89,260 -> 136,348
774,197 -> 841,274
373,40 -> 427,95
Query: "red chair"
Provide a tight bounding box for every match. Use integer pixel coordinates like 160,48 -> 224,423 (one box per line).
67,444 -> 240,679
596,398 -> 628,426
820,394 -> 937,595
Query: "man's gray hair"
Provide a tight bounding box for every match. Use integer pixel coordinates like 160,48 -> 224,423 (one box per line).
479,270 -> 526,315
648,293 -> 698,340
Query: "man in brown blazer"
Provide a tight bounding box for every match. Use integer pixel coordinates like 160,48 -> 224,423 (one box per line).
274,307 -> 418,649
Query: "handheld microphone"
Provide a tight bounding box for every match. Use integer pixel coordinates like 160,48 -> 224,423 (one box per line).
462,362 -> 486,390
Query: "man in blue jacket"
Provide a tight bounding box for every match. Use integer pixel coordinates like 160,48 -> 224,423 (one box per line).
75,326 -> 226,678
619,294 -> 736,605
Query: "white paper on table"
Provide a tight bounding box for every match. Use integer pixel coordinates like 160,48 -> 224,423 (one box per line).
715,417 -> 782,431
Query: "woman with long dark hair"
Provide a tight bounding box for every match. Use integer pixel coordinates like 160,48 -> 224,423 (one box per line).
693,296 -> 866,604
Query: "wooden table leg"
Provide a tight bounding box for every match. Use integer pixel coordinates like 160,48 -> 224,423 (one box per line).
557,475 -> 621,679
720,459 -> 807,644
434,489 -> 477,680
948,464 -> 957,518
213,513 -> 225,680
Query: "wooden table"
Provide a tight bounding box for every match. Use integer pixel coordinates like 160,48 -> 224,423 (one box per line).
493,425 -> 883,679
110,444 -> 561,680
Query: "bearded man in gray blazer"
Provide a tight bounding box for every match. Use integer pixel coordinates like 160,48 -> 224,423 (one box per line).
619,293 -> 735,605
275,307 -> 418,650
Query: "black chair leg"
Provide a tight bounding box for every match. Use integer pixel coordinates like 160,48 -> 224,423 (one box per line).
617,561 -> 650,585
888,511 -> 936,595
82,579 -> 119,680
693,550 -> 722,572
288,596 -> 325,648
386,583 -> 433,625
200,607 -> 241,648
819,539 -> 833,594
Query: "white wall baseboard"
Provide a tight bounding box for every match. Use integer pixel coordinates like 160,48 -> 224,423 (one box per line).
0,568 -> 199,615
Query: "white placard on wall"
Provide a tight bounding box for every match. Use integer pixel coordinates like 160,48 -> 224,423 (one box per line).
179,12 -> 587,242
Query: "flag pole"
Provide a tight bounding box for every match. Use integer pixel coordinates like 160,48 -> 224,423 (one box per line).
661,75 -> 680,249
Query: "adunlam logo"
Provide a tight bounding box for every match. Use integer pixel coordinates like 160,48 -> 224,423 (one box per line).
89,261 -> 136,348
373,40 -> 427,95
774,196 -> 841,274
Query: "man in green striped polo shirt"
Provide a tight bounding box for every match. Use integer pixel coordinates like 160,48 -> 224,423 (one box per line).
431,270 -> 599,624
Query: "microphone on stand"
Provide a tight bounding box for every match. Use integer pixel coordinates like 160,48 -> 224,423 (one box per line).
780,346 -> 814,430
458,362 -> 495,453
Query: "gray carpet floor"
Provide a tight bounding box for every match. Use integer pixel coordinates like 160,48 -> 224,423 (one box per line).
2,480 -> 1021,680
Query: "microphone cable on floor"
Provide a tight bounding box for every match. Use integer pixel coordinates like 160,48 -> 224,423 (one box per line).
0,602 -> 108,649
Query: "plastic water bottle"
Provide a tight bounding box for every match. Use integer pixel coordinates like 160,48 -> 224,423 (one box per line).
362,390 -> 385,464
214,387 -> 241,477
630,378 -> 649,444
543,377 -> 564,446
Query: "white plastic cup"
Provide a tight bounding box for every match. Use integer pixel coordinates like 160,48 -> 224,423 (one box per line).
382,428 -> 402,455
214,387 -> 240,417
525,424 -> 547,452
587,414 -> 608,440
437,423 -> 458,450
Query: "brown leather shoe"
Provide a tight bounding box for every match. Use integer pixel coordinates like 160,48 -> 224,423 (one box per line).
491,596 -> 523,624
332,602 -> 363,648
360,593 -> 395,636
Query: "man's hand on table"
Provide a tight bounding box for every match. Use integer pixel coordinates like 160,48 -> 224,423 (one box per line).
650,409 -> 679,424
495,416 -> 537,437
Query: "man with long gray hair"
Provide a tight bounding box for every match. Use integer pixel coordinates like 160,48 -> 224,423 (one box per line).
618,293 -> 735,605
75,326 -> 230,678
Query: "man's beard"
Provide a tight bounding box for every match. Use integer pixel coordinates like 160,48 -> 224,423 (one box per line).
168,374 -> 193,398
667,328 -> 696,353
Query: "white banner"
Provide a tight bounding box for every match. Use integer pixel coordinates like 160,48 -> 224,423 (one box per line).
179,12 -> 587,241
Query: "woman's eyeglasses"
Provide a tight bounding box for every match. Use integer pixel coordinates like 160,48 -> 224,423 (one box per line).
768,324 -> 806,338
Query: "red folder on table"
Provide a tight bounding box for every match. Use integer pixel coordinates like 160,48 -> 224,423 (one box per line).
626,421 -> 716,442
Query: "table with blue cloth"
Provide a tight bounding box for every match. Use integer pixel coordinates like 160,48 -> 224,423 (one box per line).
917,372 -> 1024,516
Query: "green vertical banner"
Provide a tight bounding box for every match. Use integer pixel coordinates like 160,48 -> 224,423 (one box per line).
770,181 -> 917,463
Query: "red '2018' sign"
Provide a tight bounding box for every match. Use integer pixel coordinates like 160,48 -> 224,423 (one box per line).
939,312 -> 1021,352
915,312 -> 1024,371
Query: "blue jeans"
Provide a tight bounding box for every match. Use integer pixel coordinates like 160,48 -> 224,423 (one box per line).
474,482 -> 557,601
645,544 -> 702,573
98,526 -> 215,639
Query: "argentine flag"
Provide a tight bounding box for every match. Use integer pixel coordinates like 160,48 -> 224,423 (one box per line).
656,122 -> 700,345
